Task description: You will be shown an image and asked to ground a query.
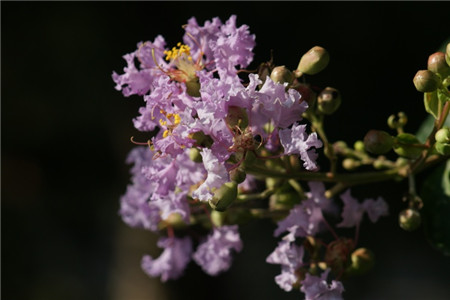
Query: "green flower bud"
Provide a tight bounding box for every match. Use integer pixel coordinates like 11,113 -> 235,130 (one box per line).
210,210 -> 227,227
354,140 -> 365,152
349,248 -> 375,275
189,148 -> 203,163
185,77 -> 201,97
209,182 -> 238,212
342,158 -> 361,171
363,130 -> 394,155
446,42 -> 450,67
229,166 -> 246,184
270,66 -> 294,85
296,46 -> 330,75
399,208 -> 421,231
435,142 -> 450,155
393,133 -> 423,159
413,70 -> 441,93
435,127 -> 450,144
428,52 -> 450,78
317,87 -> 341,115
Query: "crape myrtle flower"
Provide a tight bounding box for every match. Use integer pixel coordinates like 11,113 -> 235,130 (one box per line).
266,226 -> 305,291
193,225 -> 243,276
120,146 -> 205,230
337,189 -> 389,228
279,123 -> 323,171
112,35 -> 167,97
300,268 -> 344,300
274,182 -> 335,238
192,148 -> 229,202
141,236 -> 193,282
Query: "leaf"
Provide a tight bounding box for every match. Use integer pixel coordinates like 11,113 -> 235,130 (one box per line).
424,91 -> 440,119
420,159 -> 450,256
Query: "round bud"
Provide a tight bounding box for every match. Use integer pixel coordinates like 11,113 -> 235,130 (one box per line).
229,167 -> 246,184
363,130 -> 394,155
354,140 -> 365,152
428,52 -> 450,78
210,210 -> 227,227
435,142 -> 450,155
317,87 -> 341,115
350,248 -> 375,275
435,127 -> 450,144
189,148 -> 203,163
446,42 -> 450,67
270,66 -> 294,85
342,158 -> 361,171
413,70 -> 441,92
399,208 -> 421,231
209,182 -> 238,212
296,46 -> 330,75
393,133 -> 423,159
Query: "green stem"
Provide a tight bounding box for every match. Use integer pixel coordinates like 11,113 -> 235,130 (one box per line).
247,164 -> 403,186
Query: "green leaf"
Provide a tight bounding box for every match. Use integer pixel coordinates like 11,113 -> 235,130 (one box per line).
420,159 -> 450,256
423,91 -> 438,118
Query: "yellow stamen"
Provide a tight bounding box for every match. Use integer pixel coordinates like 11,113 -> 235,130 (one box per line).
174,114 -> 181,125
163,130 -> 170,138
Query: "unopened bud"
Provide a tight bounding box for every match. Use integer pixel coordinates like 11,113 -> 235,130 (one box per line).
317,87 -> 341,115
354,140 -> 365,152
363,130 -> 394,154
209,182 -> 238,212
210,210 -> 227,227
349,248 -> 374,275
296,46 -> 330,75
393,133 -> 423,159
229,167 -> 246,184
413,70 -> 441,92
435,127 -> 450,144
342,158 -> 361,170
189,148 -> 203,163
270,66 -> 294,85
399,208 -> 421,231
435,142 -> 450,155
446,43 -> 450,66
428,52 -> 450,78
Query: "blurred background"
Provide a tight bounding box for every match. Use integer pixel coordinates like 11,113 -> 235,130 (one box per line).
2,2 -> 450,300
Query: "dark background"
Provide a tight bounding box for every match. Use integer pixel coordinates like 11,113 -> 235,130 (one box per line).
2,2 -> 450,300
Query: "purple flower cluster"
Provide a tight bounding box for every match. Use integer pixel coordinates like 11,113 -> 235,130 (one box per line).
267,183 -> 388,297
114,15 -> 322,283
